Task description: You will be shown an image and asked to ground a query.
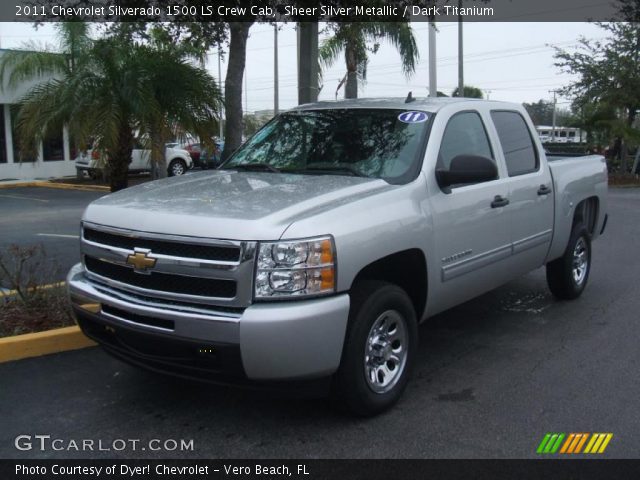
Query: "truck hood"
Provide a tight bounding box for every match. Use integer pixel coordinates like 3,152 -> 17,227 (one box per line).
83,170 -> 392,240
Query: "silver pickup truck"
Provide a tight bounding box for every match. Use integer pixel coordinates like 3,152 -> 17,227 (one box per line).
68,98 -> 608,415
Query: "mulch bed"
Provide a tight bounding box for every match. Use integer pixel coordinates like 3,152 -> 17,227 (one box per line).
609,174 -> 640,187
0,289 -> 74,337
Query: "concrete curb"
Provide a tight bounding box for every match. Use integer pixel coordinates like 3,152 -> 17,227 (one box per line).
0,326 -> 96,363
0,281 -> 66,298
0,180 -> 109,192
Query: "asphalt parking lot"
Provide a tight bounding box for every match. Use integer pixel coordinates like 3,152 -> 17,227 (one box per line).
1,188 -> 639,459
0,187 -> 106,288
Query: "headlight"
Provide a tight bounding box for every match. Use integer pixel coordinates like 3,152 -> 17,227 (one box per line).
255,236 -> 336,299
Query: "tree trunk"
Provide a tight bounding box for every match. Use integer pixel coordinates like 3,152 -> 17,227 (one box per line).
221,22 -> 252,162
622,106 -> 638,174
109,124 -> 133,192
150,129 -> 167,180
345,72 -> 358,99
344,44 -> 358,99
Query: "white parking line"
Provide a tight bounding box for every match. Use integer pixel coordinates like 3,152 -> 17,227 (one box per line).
0,194 -> 49,202
36,233 -> 79,239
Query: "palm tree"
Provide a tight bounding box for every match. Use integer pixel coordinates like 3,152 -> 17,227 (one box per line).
0,23 -> 222,191
319,23 -> 419,99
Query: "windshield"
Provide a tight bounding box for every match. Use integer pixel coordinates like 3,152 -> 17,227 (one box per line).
222,109 -> 431,182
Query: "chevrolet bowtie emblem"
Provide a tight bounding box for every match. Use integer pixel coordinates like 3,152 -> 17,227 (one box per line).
126,250 -> 157,272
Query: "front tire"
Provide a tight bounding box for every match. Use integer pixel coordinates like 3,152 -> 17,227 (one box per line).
333,281 -> 418,416
168,159 -> 187,177
546,223 -> 591,300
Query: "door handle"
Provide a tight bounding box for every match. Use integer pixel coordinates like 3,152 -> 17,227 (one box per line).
491,195 -> 510,208
537,184 -> 552,195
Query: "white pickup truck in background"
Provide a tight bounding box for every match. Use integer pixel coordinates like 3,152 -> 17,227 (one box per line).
68,98 -> 608,416
75,144 -> 193,178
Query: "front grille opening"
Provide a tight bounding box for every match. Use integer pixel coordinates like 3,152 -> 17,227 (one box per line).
102,304 -> 175,331
83,227 -> 241,263
84,256 -> 237,298
92,283 -> 246,316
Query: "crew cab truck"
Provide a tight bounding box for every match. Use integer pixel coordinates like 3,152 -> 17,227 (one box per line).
67,98 -> 608,415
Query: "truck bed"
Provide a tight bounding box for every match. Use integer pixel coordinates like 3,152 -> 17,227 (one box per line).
545,154 -> 608,262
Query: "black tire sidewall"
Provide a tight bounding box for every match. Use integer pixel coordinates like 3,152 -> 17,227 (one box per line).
336,281 -> 418,416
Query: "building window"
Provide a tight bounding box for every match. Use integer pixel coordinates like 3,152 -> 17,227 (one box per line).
0,105 -> 6,164
11,112 -> 36,163
43,129 -> 65,161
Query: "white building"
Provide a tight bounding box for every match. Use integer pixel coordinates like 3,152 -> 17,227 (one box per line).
0,49 -> 75,180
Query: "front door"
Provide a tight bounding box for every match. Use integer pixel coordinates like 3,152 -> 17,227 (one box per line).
428,110 -> 512,314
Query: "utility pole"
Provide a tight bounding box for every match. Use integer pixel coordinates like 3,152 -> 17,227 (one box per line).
550,90 -> 558,142
483,89 -> 492,100
217,48 -> 224,140
457,0 -> 464,97
274,25 -> 279,115
428,20 -> 437,97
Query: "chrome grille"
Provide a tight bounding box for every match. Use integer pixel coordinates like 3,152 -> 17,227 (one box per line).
83,227 -> 240,262
84,256 -> 237,298
81,222 -> 256,309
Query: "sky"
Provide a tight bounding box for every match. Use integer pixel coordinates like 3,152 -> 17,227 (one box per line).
0,21 -> 605,113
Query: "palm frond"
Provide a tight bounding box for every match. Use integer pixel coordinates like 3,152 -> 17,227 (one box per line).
319,35 -> 346,70
0,50 -> 67,91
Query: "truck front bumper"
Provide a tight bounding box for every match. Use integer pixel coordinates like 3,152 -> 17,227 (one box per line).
67,264 -> 350,383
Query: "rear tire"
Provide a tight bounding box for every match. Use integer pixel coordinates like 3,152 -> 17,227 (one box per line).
546,223 -> 591,300
168,159 -> 187,177
332,281 -> 418,416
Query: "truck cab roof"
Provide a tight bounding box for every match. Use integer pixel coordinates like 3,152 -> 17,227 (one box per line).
291,97 -> 520,113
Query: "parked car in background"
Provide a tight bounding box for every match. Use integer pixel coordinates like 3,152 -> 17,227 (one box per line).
75,143 -> 193,178
183,140 -> 225,169
182,142 -> 202,164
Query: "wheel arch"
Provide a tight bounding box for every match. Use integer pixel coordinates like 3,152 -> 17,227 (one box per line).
350,249 -> 428,321
572,196 -> 599,236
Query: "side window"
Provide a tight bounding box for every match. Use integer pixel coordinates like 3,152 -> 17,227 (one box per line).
491,111 -> 539,176
437,111 -> 494,173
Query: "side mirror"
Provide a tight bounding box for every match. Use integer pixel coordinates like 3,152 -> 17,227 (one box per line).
436,154 -> 497,188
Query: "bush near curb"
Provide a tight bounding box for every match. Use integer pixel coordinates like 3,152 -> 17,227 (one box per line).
0,244 -> 74,337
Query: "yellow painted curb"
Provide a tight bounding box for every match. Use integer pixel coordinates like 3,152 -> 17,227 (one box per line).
0,181 -> 109,192
0,181 -> 41,189
0,325 -> 96,363
0,281 -> 66,298
34,181 -> 110,192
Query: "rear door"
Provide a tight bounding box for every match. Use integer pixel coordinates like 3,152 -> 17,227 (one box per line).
427,110 -> 513,313
490,110 -> 554,274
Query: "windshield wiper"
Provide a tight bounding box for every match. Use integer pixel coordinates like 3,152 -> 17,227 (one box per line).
302,165 -> 366,177
227,163 -> 281,173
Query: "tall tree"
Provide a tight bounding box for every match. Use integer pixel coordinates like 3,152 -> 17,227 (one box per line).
554,20 -> 640,171
319,22 -> 419,99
